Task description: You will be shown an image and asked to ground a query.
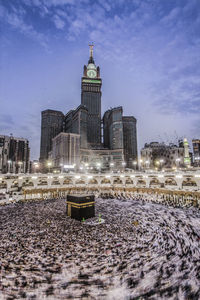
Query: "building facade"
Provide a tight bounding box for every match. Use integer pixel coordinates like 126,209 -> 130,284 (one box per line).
122,116 -> 137,168
40,45 -> 138,171
0,135 -> 30,173
192,139 -> 200,166
103,107 -> 124,150
51,132 -> 80,168
40,109 -> 64,164
64,105 -> 88,149
141,141 -> 185,169
81,45 -> 102,147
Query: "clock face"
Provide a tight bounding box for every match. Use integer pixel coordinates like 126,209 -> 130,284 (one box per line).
87,69 -> 97,78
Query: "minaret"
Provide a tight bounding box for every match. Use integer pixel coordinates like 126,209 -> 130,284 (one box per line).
183,137 -> 191,167
81,45 -> 102,147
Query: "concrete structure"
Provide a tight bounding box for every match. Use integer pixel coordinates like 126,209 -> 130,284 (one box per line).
141,141 -> 185,169
80,147 -> 124,170
122,116 -> 137,168
183,138 -> 191,167
103,107 -> 124,150
64,105 -> 88,149
192,139 -> 200,167
39,45 -> 138,171
0,135 -> 30,173
1,172 -> 200,203
52,132 -> 80,169
81,44 -> 102,147
40,109 -> 64,165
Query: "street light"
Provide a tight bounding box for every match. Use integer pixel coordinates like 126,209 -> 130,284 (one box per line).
7,160 -> 12,173
122,161 -> 126,171
96,162 -> 101,174
145,160 -> 150,169
139,159 -> 143,171
34,163 -> 39,173
155,160 -> 160,170
18,161 -> 23,174
159,159 -> 164,170
176,158 -> 181,169
133,161 -> 137,171
60,163 -> 63,173
47,161 -> 52,173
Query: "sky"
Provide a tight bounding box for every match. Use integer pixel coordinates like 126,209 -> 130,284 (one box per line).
0,0 -> 200,160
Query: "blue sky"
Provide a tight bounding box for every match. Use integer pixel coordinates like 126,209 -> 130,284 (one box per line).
0,0 -> 200,159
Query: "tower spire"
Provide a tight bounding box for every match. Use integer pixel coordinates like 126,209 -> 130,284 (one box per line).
88,43 -> 94,64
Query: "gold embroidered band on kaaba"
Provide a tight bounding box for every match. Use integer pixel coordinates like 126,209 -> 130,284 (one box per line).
67,201 -> 95,207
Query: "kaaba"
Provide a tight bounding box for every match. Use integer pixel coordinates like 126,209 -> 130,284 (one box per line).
66,194 -> 95,221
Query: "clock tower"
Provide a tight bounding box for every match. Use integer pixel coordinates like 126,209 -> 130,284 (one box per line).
81,45 -> 102,147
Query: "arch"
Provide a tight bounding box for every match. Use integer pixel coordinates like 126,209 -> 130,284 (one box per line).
125,178 -> 133,184
136,179 -> 146,186
165,178 -> 177,186
113,177 -> 123,184
22,180 -> 34,187
149,178 -> 161,186
182,178 -> 197,186
89,178 -> 98,184
101,178 -> 111,184
38,177 -> 48,186
51,178 -> 60,185
63,177 -> 72,185
75,179 -> 86,185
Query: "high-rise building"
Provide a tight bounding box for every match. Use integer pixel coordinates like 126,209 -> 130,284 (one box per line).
103,107 -> 124,150
192,139 -> 200,166
40,109 -> 64,164
51,132 -> 80,168
40,45 -> 138,171
64,105 -> 88,149
0,135 -> 30,173
81,45 -> 102,147
122,116 -> 137,168
102,107 -> 124,168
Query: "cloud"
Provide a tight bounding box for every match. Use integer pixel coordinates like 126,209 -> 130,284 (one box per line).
0,114 -> 15,131
1,0 -> 200,156
53,15 -> 66,29
0,3 -> 48,49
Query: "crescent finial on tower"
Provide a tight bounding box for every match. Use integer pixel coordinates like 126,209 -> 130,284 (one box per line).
88,43 -> 94,64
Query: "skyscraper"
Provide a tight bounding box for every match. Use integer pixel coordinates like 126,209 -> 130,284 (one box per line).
103,107 -> 124,150
64,105 -> 88,149
0,135 -> 30,173
40,45 -> 138,171
192,139 -> 200,166
122,116 -> 137,168
40,109 -> 64,164
81,45 -> 102,147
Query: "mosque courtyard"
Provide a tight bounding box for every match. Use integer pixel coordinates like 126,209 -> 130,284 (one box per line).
0,197 -> 200,299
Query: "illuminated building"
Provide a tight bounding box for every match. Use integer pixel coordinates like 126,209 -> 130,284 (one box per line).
183,138 -> 191,167
40,109 -> 64,165
81,44 -> 101,147
0,135 -> 30,173
122,116 -> 137,168
141,141 -> 185,169
51,132 -> 80,168
192,139 -> 200,167
40,45 -> 138,171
